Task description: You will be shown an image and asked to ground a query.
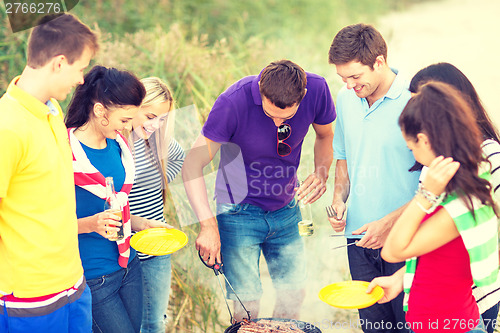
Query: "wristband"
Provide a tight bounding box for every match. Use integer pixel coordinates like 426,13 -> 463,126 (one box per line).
415,198 -> 438,214
415,183 -> 445,214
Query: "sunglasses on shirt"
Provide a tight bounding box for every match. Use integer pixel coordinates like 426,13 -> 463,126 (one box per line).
277,123 -> 292,157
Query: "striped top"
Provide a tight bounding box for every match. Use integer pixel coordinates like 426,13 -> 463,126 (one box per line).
404,166 -> 499,311
442,192 -> 498,285
472,138 -> 500,313
481,139 -> 500,199
129,138 -> 185,260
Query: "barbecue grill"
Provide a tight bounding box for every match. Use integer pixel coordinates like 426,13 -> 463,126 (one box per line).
199,252 -> 322,333
224,318 -> 322,333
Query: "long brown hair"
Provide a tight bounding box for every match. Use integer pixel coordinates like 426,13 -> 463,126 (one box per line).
409,62 -> 500,143
399,81 -> 496,216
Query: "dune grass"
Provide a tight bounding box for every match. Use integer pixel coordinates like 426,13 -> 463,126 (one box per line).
0,1 -> 433,331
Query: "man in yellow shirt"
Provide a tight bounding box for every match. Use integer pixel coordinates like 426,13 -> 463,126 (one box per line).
0,14 -> 98,332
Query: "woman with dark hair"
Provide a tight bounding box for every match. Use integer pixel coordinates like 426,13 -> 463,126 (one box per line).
367,82 -> 498,333
65,65 -> 165,333
408,62 -> 500,333
409,63 -> 500,143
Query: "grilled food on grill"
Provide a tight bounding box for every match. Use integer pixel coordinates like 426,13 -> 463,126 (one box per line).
237,319 -> 306,332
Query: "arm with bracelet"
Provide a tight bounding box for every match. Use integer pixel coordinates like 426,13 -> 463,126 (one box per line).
382,156 -> 460,262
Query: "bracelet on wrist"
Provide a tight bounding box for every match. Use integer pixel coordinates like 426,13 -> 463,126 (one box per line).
417,183 -> 445,204
415,183 -> 445,214
415,197 -> 436,214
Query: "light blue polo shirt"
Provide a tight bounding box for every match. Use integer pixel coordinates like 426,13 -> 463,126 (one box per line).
333,69 -> 420,237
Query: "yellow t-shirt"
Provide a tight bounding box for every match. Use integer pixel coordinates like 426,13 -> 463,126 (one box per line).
0,77 -> 83,297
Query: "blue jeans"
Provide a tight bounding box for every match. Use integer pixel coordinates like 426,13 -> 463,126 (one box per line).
347,239 -> 408,333
140,255 -> 172,333
87,255 -> 143,333
216,198 -> 306,301
481,302 -> 499,333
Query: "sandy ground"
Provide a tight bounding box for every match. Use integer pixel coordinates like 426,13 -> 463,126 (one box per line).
231,1 -> 500,332
379,0 -> 500,127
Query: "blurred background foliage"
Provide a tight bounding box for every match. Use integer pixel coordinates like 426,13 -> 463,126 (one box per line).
1,1 -> 432,332
1,0 -> 430,114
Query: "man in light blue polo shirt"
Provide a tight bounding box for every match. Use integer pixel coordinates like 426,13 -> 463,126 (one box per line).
327,23 -> 419,332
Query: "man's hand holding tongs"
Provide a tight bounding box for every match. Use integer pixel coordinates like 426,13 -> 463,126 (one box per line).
196,217 -> 222,266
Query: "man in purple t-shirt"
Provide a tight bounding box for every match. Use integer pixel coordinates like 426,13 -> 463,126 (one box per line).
183,60 -> 335,321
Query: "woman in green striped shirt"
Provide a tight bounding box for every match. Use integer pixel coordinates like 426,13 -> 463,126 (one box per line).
367,81 -> 498,333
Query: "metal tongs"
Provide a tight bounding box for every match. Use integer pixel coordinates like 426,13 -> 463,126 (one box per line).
198,252 -> 251,324
326,205 -> 360,249
331,241 -> 358,250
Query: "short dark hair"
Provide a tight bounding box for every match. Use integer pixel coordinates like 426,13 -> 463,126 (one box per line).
328,23 -> 387,69
27,13 -> 99,68
65,66 -> 145,128
259,59 -> 307,109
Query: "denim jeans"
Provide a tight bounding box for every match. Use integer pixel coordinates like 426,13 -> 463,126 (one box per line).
87,255 -> 143,333
347,239 -> 408,333
216,198 -> 306,301
481,302 -> 499,333
140,254 -> 171,333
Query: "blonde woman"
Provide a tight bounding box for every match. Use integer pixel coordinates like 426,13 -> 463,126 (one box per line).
127,77 -> 185,333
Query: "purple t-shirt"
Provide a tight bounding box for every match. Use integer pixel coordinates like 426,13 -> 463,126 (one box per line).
202,72 -> 335,211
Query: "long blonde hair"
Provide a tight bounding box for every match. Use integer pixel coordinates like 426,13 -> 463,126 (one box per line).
126,77 -> 176,191
141,77 -> 174,109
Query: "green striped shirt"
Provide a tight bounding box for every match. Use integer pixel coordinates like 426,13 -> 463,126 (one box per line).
403,168 -> 498,311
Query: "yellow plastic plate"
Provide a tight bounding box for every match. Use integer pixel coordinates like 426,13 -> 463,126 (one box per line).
130,228 -> 188,256
318,280 -> 384,309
